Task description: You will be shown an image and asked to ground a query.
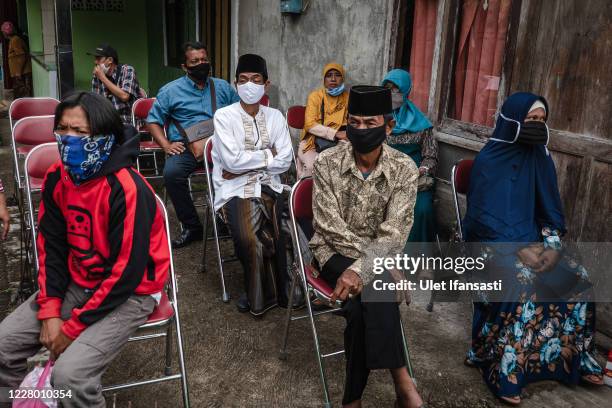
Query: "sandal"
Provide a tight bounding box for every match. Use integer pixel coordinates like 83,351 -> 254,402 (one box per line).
500,395 -> 521,405
581,374 -> 604,385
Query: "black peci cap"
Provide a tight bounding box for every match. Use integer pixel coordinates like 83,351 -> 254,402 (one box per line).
235,54 -> 268,80
348,85 -> 392,116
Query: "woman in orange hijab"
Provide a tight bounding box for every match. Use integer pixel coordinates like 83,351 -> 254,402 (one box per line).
296,63 -> 349,178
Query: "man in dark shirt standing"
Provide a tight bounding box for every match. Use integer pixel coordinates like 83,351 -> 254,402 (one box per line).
89,44 -> 141,125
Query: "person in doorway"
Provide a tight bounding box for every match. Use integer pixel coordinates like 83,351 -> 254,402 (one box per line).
147,41 -> 239,248
212,54 -> 293,316
296,62 -> 349,178
0,92 -> 169,407
89,43 -> 142,125
1,21 -> 32,98
309,85 -> 423,407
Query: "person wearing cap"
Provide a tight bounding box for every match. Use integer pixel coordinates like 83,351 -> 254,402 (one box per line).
211,54 -> 293,316
147,42 -> 239,248
309,85 -> 423,407
296,62 -> 350,178
1,21 -> 32,98
90,43 -> 141,125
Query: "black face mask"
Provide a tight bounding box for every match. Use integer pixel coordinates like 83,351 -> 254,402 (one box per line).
346,124 -> 387,154
187,62 -> 210,83
517,120 -> 548,145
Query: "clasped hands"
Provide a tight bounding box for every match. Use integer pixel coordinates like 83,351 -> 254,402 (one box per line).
40,318 -> 73,361
517,244 -> 561,273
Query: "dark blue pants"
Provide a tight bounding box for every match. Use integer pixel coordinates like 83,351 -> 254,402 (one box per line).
163,150 -> 202,231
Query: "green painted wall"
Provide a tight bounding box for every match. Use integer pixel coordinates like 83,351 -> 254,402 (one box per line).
71,0 -> 149,92
146,0 -> 197,95
24,0 -> 42,53
31,59 -> 50,96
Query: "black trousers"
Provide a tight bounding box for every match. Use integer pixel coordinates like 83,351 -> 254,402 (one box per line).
320,254 -> 406,404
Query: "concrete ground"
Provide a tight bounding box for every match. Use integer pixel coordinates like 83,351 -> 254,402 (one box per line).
0,115 -> 610,407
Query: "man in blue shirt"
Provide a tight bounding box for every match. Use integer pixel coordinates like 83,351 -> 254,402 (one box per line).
147,41 -> 239,248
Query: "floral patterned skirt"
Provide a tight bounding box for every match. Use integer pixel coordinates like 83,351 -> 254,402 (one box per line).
467,253 -> 602,398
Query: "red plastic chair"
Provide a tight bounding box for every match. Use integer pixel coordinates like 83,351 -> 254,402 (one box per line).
279,177 -> 414,406
451,159 -> 474,241
131,97 -> 156,132
24,143 -> 190,406
11,116 -> 56,190
286,105 -> 306,130
9,97 -> 59,129
259,94 -> 270,107
131,98 -> 163,179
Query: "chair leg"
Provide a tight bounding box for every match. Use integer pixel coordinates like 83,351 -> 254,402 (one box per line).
303,279 -> 332,408
211,210 -> 229,302
399,316 -> 415,383
164,323 -> 174,376
153,151 -> 160,176
279,266 -> 299,360
200,205 -> 209,273
173,312 -> 190,407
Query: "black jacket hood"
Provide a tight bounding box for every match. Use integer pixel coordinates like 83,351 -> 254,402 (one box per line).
99,125 -> 140,176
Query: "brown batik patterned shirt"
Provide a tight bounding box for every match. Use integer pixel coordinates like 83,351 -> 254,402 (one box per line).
309,142 -> 419,285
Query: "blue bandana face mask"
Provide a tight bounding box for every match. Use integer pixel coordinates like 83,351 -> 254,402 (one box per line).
55,133 -> 115,185
326,83 -> 345,97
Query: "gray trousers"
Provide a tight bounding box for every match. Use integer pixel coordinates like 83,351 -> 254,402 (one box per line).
0,282 -> 155,407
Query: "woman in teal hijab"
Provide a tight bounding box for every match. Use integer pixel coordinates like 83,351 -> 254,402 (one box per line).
382,69 -> 438,245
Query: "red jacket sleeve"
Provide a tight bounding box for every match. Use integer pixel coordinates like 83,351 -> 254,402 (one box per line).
36,166 -> 70,320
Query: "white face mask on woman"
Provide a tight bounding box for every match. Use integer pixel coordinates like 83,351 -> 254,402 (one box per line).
237,81 -> 265,105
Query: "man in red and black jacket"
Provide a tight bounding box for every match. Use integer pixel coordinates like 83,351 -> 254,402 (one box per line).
0,92 -> 169,407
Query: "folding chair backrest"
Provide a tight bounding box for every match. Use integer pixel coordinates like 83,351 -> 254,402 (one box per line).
25,143 -> 60,187
291,177 -> 313,220
286,105 -> 306,130
155,195 -> 178,298
132,97 -> 156,129
9,97 -> 60,129
13,115 -> 56,146
205,138 -> 214,172
451,159 -> 474,240
259,94 -> 270,107
24,143 -> 61,273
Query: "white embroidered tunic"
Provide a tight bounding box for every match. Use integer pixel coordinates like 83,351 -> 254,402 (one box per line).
211,102 -> 293,210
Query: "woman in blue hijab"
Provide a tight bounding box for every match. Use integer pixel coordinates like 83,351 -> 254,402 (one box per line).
464,92 -> 603,405
382,69 -> 437,245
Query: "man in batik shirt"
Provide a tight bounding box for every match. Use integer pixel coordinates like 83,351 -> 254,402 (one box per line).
309,85 -> 423,407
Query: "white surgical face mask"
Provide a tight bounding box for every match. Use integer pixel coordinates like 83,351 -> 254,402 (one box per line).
99,62 -> 110,75
237,81 -> 265,105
